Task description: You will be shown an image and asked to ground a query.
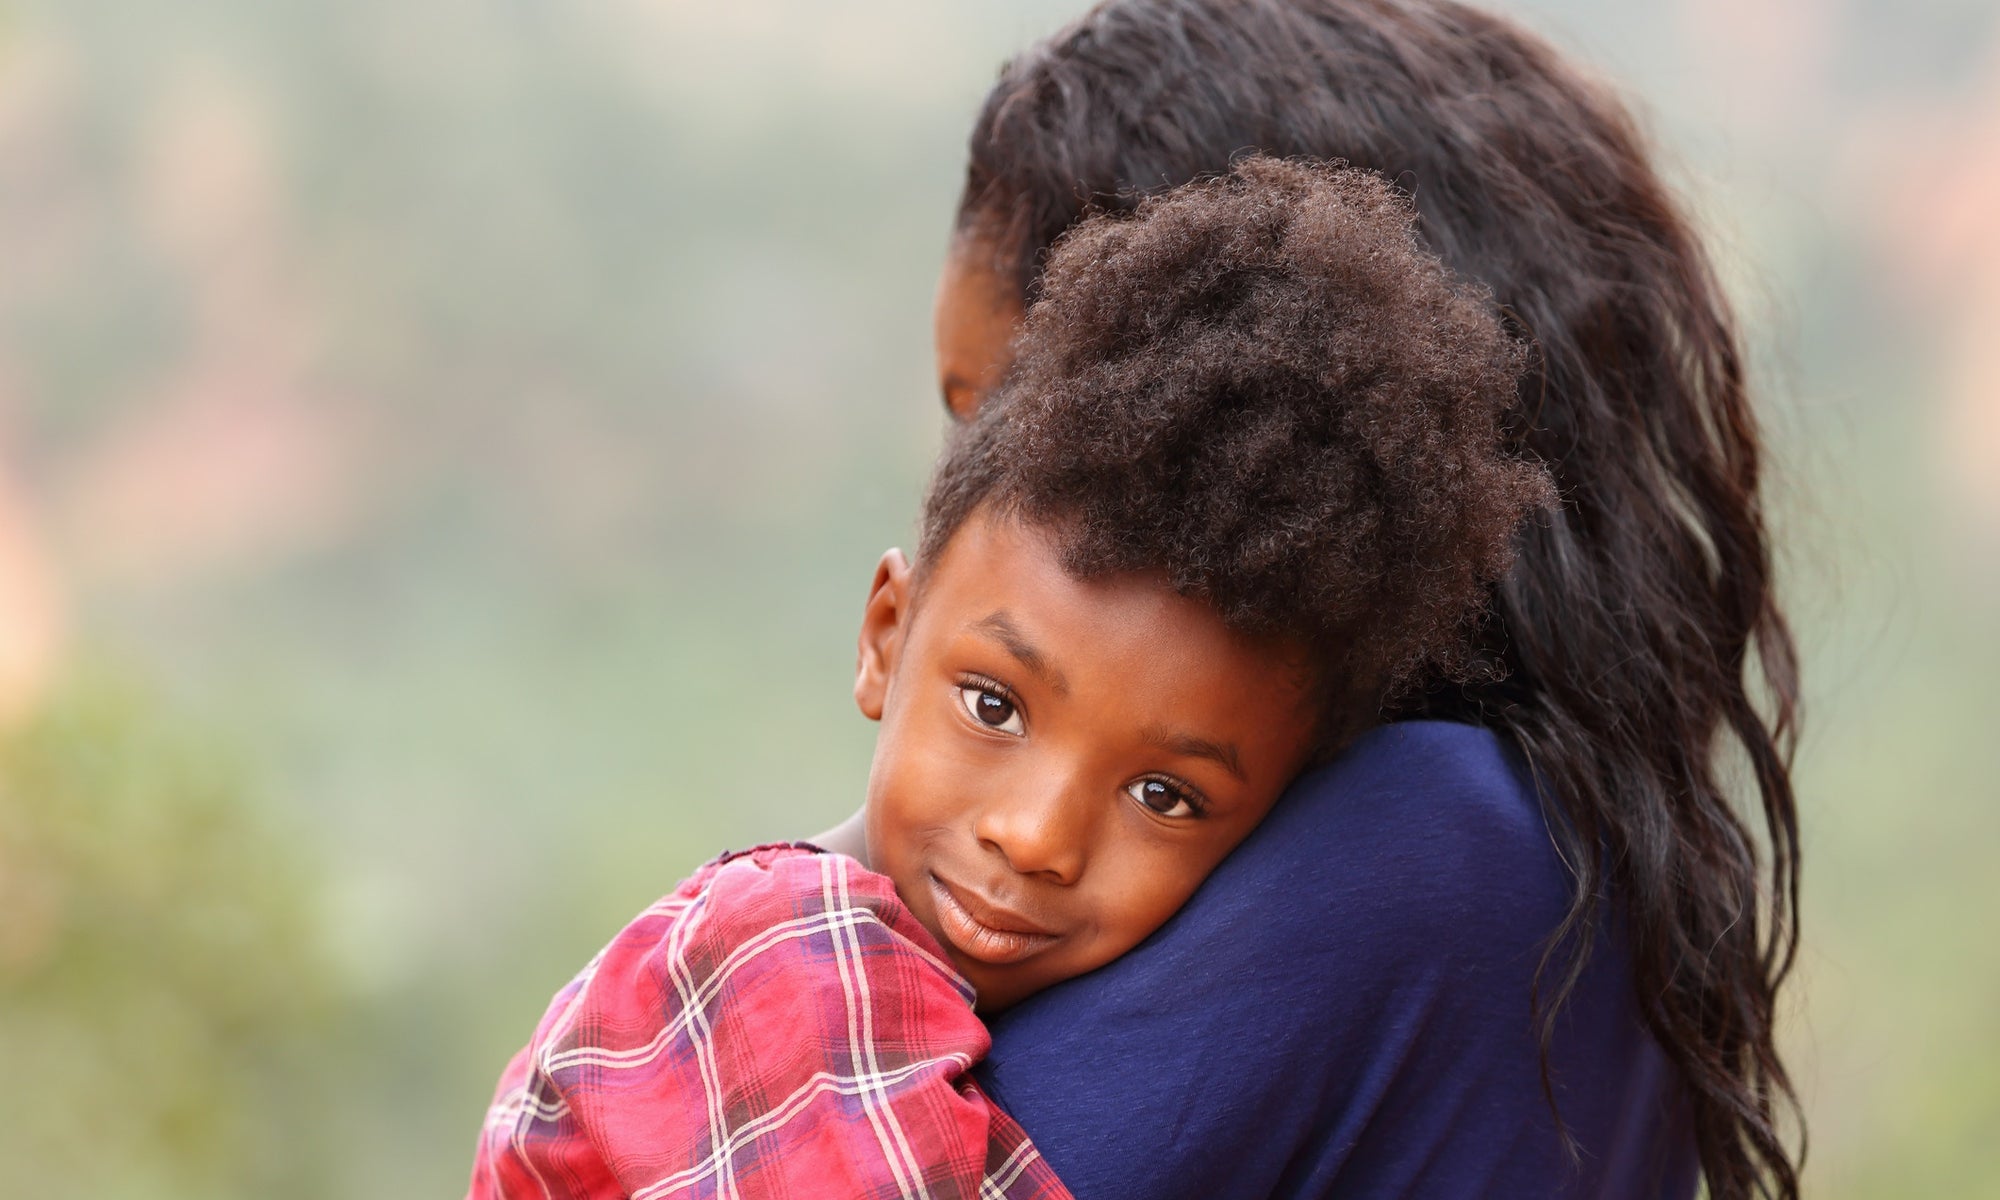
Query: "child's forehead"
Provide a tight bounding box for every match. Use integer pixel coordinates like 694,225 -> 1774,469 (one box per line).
912,510 -> 1312,697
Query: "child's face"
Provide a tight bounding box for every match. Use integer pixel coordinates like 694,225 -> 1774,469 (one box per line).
854,510 -> 1320,1011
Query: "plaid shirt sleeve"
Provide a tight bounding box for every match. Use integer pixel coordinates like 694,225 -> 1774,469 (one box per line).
466,844 -> 1072,1200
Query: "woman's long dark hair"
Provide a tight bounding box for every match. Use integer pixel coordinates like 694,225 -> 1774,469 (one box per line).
955,2 -> 1803,1196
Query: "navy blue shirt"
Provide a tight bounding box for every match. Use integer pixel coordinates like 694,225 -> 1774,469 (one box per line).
977,721 -> 1697,1199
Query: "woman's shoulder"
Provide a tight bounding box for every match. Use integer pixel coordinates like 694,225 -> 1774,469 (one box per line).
1216,719 -> 1570,953
1310,718 -> 1543,834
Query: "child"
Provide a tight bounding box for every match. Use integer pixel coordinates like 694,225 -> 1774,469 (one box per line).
466,157 -> 1554,1199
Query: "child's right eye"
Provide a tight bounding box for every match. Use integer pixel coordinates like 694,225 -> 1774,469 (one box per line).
957,681 -> 1025,736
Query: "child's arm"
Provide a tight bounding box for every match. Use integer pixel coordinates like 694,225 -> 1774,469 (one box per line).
466,845 -> 1069,1200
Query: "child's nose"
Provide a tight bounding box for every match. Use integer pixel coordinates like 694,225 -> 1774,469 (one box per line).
973,771 -> 1096,885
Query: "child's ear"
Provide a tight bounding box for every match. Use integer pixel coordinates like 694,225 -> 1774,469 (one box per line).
855,548 -> 913,722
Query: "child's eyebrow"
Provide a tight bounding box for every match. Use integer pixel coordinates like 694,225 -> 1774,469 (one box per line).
972,611 -> 1070,697
1140,725 -> 1247,783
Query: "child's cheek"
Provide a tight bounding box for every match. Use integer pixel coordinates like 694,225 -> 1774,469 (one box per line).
863,726 -> 943,871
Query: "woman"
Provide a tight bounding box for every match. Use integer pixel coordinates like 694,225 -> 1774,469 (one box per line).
939,2 -> 1802,1197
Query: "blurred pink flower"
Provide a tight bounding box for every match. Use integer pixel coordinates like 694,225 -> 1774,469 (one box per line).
0,434 -> 65,727
52,65 -> 368,586
1844,35 -> 2000,533
60,383 -> 358,586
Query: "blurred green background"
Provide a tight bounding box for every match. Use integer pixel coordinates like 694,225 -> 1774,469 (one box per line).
0,0 -> 1994,1195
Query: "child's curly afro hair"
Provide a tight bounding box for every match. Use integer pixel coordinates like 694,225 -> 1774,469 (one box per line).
921,157 -> 1556,746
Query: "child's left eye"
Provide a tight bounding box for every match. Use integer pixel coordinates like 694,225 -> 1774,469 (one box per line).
1126,778 -> 1201,819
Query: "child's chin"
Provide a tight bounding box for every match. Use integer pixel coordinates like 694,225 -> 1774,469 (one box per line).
963,964 -> 1057,1015
970,983 -> 1024,1016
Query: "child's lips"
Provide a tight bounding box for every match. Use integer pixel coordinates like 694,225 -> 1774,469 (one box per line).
927,873 -> 1060,965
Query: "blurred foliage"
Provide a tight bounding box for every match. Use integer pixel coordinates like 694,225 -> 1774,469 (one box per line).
0,672 -> 337,1197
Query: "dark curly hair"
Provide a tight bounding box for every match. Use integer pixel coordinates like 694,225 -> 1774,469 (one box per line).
921,158 -> 1554,749
954,2 -> 1804,1196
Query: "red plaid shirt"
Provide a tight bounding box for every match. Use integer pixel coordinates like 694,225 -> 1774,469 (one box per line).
467,844 -> 1072,1200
